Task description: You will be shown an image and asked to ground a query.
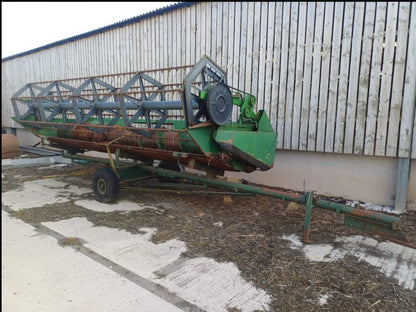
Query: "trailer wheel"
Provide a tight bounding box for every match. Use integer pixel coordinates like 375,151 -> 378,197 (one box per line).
92,167 -> 119,203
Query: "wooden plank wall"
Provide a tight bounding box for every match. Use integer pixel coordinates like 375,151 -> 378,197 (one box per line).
2,1 -> 416,158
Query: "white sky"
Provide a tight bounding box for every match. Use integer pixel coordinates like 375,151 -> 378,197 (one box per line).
1,1 -> 178,58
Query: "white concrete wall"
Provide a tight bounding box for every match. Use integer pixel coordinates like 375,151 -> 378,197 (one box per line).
6,127 -> 41,147
228,150 -> 416,211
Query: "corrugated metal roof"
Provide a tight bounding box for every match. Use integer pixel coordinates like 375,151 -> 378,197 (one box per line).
2,1 -> 197,62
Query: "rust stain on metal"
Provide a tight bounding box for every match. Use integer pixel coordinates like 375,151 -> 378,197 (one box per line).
260,187 -> 304,201
164,131 -> 181,150
48,136 -> 242,172
371,232 -> 416,249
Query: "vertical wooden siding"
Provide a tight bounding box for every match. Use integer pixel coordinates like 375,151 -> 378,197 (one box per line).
2,1 -> 416,158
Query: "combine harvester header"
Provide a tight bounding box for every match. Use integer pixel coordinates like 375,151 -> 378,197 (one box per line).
11,55 -> 414,248
11,55 -> 276,175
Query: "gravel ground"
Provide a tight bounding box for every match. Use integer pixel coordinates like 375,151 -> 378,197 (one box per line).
2,161 -> 416,312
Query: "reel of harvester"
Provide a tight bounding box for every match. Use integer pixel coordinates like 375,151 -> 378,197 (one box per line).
11,55 -> 277,175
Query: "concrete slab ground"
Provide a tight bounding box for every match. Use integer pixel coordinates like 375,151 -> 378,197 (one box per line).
2,161 -> 416,311
2,211 -> 185,312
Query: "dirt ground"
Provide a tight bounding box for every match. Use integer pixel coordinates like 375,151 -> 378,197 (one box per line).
2,161 -> 416,312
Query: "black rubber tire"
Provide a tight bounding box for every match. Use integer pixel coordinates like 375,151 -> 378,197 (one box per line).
206,83 -> 233,126
92,167 -> 120,203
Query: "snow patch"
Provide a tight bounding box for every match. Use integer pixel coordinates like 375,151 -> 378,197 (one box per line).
346,200 -> 398,214
75,199 -> 157,212
282,234 -> 416,290
318,294 -> 330,305
303,244 -> 335,262
282,233 -> 303,249
2,178 -> 90,210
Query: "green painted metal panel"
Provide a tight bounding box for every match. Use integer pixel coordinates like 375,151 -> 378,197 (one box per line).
187,125 -> 220,155
212,111 -> 277,170
117,166 -> 153,181
344,215 -> 408,241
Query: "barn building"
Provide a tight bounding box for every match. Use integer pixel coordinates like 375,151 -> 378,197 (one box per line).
2,2 -> 415,211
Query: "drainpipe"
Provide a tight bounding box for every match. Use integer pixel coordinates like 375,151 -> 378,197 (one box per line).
394,92 -> 416,212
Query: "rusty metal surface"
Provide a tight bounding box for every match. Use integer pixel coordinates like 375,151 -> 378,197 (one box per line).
17,118 -> 261,173
49,137 -> 242,173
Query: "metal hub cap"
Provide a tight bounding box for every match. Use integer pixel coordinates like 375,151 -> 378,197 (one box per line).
215,95 -> 226,112
97,178 -> 107,195
207,83 -> 233,125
